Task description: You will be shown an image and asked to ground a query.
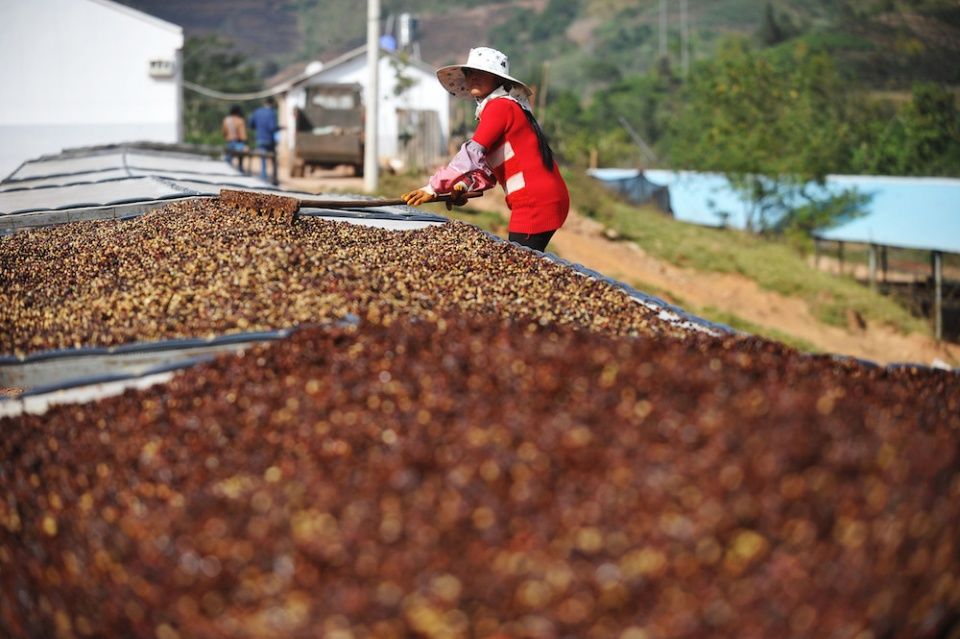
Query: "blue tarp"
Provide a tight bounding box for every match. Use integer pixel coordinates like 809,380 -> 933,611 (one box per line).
588,169 -> 960,254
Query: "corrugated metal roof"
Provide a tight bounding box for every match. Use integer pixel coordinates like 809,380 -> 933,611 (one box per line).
1,177 -> 200,215
590,169 -> 960,254
3,146 -> 241,187
815,176 -> 960,253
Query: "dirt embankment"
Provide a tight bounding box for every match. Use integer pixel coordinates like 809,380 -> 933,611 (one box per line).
550,212 -> 960,368
462,188 -> 960,368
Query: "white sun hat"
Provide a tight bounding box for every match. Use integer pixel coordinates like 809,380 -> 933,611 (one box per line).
436,47 -> 532,100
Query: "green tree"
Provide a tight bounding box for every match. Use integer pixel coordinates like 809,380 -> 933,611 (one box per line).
541,89 -> 585,162
543,71 -> 677,169
293,0 -> 364,61
667,39 -> 867,232
182,35 -> 262,145
774,187 -> 871,238
853,83 -> 960,176
530,0 -> 579,41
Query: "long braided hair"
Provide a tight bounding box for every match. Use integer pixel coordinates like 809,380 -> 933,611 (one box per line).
503,82 -> 556,171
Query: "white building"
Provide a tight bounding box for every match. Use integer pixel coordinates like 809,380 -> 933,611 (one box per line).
279,46 -> 451,171
0,0 -> 184,180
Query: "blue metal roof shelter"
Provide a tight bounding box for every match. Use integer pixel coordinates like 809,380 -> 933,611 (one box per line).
588,168 -> 960,340
814,176 -> 960,254
589,169 -> 960,251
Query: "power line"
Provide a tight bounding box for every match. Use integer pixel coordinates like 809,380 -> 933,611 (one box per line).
182,80 -> 291,102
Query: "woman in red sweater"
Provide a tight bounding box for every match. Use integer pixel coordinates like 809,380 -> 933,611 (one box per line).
401,47 -> 569,253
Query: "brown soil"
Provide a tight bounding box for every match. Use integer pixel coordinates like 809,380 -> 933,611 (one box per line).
281,172 -> 960,369
550,213 -> 960,368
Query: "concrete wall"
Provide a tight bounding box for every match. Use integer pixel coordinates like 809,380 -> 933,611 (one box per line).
0,0 -> 183,179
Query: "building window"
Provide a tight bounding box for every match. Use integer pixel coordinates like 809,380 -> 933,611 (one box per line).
149,59 -> 175,78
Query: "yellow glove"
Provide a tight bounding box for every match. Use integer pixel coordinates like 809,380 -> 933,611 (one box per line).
401,189 -> 436,206
445,183 -> 469,210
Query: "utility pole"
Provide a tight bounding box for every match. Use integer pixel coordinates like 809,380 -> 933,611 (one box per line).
933,250 -> 943,341
538,61 -> 550,124
681,0 -> 690,77
364,0 -> 380,192
659,0 -> 668,61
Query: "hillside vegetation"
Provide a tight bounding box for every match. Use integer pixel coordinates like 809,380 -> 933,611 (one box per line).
120,0 -> 960,88
122,0 -> 960,177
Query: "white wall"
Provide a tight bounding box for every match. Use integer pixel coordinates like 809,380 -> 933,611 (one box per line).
300,51 -> 450,162
0,0 -> 183,179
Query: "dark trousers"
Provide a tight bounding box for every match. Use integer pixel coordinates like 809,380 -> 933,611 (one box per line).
509,230 -> 555,253
256,144 -> 277,183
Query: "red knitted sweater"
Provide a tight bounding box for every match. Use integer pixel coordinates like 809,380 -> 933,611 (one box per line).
472,98 -> 569,234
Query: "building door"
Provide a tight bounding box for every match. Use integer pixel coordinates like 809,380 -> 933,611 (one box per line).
396,109 -> 443,171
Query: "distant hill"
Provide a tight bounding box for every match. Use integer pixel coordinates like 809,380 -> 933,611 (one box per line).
117,0 -> 303,60
114,0 -> 540,71
117,0 -> 960,90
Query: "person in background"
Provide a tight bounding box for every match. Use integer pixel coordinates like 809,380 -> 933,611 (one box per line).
248,97 -> 279,182
401,47 -> 568,253
222,104 -> 247,169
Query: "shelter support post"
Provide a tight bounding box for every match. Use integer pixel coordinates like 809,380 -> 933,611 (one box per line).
538,61 -> 550,125
933,250 -> 943,341
814,238 -> 821,271
838,241 -> 845,276
868,244 -> 878,291
881,246 -> 888,283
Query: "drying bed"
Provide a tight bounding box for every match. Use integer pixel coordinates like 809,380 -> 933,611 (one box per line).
2,315 -> 958,638
1,198 -> 692,358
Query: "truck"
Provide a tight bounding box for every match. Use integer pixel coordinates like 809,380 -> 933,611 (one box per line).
292,83 -> 364,177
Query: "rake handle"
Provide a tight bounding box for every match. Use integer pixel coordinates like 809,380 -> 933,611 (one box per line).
298,190 -> 484,209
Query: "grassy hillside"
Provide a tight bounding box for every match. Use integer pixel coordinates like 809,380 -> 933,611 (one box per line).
118,0 -> 960,90
562,170 -> 932,336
